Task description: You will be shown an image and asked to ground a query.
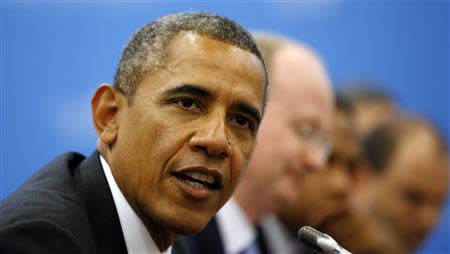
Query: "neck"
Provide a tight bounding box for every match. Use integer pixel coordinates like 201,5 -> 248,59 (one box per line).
98,145 -> 177,251
137,209 -> 178,252
99,144 -> 178,251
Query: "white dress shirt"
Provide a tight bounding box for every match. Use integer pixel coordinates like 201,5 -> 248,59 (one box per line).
260,214 -> 303,254
216,198 -> 257,254
100,155 -> 172,254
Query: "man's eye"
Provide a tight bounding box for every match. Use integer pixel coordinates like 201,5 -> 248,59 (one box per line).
175,98 -> 201,112
298,123 -> 314,138
231,115 -> 252,129
404,190 -> 424,206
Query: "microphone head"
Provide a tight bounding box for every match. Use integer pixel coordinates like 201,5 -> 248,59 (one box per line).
298,226 -> 328,252
298,226 -> 326,245
298,226 -> 352,254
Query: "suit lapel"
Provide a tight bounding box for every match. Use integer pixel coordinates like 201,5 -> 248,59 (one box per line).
182,217 -> 225,254
74,151 -> 127,254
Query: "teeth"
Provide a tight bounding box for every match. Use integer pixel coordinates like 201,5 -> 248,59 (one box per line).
186,172 -> 215,184
185,180 -> 205,189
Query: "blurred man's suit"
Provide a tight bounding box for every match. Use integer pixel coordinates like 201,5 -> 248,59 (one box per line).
182,216 -> 268,254
182,218 -> 225,254
0,151 -> 185,254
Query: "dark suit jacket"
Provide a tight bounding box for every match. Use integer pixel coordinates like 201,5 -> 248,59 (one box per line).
181,217 -> 225,254
0,151 -> 189,254
181,216 -> 269,254
0,151 -> 128,254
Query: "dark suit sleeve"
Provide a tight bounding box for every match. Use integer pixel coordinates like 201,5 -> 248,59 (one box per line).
0,219 -> 89,254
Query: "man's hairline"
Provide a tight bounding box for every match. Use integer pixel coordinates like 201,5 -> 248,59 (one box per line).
122,30 -> 268,112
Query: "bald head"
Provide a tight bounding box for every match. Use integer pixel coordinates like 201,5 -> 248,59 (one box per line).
269,44 -> 333,116
253,33 -> 333,123
233,33 -> 334,224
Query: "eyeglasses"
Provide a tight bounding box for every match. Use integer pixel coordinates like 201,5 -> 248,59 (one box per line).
297,123 -> 332,157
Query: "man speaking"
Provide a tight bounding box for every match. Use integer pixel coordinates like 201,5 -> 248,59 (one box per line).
0,12 -> 267,254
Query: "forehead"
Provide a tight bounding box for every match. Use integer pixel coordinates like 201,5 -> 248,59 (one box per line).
165,31 -> 264,82
269,46 -> 333,128
270,45 -> 330,91
383,133 -> 449,190
159,31 -> 266,106
332,112 -> 360,156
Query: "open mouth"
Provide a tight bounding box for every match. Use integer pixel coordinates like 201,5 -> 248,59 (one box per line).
173,170 -> 223,190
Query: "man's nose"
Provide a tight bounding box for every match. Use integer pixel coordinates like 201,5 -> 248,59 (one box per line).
301,147 -> 328,173
188,114 -> 232,158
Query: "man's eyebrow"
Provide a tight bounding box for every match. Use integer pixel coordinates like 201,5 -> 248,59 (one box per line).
163,84 -> 212,98
164,84 -> 261,124
235,101 -> 262,125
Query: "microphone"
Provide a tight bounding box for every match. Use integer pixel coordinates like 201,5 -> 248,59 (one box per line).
298,226 -> 351,254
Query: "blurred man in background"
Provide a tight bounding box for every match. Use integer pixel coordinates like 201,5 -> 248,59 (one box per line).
359,116 -> 449,253
183,33 -> 334,254
339,82 -> 397,139
275,95 -> 358,234
264,94 -> 402,254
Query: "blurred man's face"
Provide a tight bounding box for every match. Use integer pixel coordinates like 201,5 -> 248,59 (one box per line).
354,100 -> 394,138
370,130 -> 449,250
236,45 -> 333,217
107,32 -> 266,235
277,110 -> 360,231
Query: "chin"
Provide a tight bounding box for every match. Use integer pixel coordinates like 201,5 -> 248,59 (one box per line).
151,205 -> 213,235
144,193 -> 223,236
165,215 -> 211,235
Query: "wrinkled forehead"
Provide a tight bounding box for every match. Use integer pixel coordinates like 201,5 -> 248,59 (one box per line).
382,137 -> 449,188
154,31 -> 266,111
273,82 -> 334,131
270,45 -> 331,89
165,32 -> 265,90
165,31 -> 265,73
269,45 -> 334,121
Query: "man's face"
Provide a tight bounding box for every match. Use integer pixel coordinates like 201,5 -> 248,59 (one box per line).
239,46 -> 333,214
370,130 -> 449,250
108,32 -> 266,234
354,100 -> 395,138
277,110 -> 359,230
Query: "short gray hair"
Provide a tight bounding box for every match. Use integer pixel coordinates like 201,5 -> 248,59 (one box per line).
114,12 -> 267,105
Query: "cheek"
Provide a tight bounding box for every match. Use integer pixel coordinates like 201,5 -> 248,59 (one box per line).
229,140 -> 253,188
374,185 -> 395,210
426,208 -> 441,225
385,190 -> 411,219
140,113 -> 190,157
245,140 -> 298,192
132,118 -> 189,196
257,126 -> 299,165
258,116 -> 292,145
273,177 -> 299,204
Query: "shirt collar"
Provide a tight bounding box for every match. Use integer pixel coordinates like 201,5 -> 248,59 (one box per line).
216,198 -> 257,254
100,155 -> 172,254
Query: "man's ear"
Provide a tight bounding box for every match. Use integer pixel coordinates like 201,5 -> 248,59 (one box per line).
91,84 -> 124,145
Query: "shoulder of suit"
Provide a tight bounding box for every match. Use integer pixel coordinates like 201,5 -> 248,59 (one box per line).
0,152 -> 94,251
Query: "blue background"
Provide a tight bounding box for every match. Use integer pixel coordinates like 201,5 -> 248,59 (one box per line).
1,1 -> 448,253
